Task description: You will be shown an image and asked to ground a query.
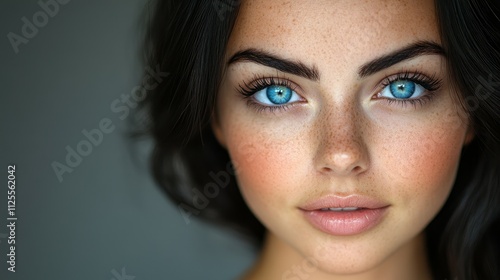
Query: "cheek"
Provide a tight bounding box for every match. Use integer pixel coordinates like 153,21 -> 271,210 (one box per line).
379,111 -> 468,223
224,124 -> 308,221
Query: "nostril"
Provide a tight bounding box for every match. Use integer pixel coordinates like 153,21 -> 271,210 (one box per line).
314,140 -> 370,176
321,167 -> 333,173
319,164 -> 366,176
352,166 -> 362,173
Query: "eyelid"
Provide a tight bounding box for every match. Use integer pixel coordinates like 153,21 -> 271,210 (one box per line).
236,75 -> 307,114
237,75 -> 305,99
371,71 -> 442,109
375,71 -> 442,93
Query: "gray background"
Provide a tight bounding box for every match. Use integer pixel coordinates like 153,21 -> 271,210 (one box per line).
0,1 -> 256,279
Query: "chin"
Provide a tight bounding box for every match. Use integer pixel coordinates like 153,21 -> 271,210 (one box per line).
306,246 -> 388,276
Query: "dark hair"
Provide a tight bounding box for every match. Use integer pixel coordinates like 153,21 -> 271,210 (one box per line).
426,1 -> 500,279
137,0 -> 500,279
138,0 -> 264,242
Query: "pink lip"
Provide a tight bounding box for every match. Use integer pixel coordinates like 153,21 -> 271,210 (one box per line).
300,195 -> 390,236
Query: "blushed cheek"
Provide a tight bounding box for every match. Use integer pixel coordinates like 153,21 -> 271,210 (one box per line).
225,131 -> 303,217
391,121 -> 467,215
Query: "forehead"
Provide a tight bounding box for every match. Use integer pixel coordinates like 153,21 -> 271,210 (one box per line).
226,0 -> 440,68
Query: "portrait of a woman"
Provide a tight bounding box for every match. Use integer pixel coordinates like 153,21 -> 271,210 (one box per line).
139,0 -> 500,279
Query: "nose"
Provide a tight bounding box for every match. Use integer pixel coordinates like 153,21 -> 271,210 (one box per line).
313,106 -> 370,177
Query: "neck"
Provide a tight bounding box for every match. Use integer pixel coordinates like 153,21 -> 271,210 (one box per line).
242,231 -> 433,280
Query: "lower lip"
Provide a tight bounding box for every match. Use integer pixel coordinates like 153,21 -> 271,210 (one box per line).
302,207 -> 388,236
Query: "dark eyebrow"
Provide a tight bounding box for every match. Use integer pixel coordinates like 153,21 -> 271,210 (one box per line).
227,41 -> 445,81
227,48 -> 320,81
358,41 -> 445,78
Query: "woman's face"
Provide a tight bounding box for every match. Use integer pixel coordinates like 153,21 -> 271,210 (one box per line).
213,0 -> 472,275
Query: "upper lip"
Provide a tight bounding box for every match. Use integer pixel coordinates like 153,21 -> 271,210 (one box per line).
299,194 -> 390,211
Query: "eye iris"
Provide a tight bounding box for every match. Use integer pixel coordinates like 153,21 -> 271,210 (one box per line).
266,85 -> 292,104
390,80 -> 415,99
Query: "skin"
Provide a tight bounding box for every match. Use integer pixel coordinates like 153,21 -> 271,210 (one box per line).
212,0 -> 474,279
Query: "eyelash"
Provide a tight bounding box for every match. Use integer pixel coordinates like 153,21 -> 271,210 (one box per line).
237,71 -> 442,112
237,76 -> 301,113
377,71 -> 442,108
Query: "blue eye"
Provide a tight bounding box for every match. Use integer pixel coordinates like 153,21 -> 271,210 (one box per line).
254,85 -> 301,106
380,79 -> 425,99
